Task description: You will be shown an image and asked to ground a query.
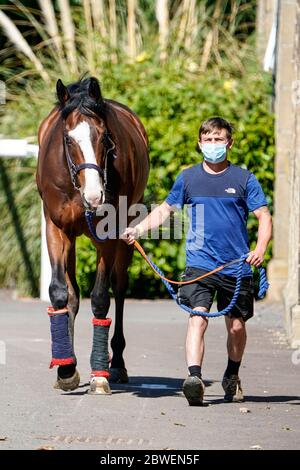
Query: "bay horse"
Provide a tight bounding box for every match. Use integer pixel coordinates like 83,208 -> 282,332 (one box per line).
36,77 -> 149,394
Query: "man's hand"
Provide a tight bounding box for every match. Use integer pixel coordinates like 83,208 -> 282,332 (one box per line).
121,202 -> 173,246
247,206 -> 272,267
246,248 -> 265,267
121,225 -> 142,245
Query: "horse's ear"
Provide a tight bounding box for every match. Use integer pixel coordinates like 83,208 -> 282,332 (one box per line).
56,79 -> 70,105
88,77 -> 102,102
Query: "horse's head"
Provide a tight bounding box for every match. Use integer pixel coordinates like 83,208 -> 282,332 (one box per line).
56,77 -> 109,210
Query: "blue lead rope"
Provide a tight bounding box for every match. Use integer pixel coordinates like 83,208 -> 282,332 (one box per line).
257,267 -> 269,299
150,255 -> 269,318
149,255 -> 246,318
85,210 -> 112,241
140,254 -> 269,318
85,210 -> 269,318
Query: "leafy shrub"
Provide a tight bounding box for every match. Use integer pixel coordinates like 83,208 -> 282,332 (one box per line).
0,60 -> 274,298
79,61 -> 275,298
0,157 -> 40,296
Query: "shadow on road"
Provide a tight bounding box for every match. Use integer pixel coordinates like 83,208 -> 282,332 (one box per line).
205,395 -> 300,406
244,395 -> 300,405
62,380 -> 300,405
61,376 -> 214,398
110,376 -> 215,398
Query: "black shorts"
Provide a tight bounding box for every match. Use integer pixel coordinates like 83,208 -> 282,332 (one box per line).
178,267 -> 254,321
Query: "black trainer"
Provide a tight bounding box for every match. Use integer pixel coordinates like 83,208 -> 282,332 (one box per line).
222,374 -> 244,402
182,376 -> 205,406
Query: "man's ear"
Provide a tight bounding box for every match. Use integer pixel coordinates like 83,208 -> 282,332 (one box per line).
56,79 -> 70,106
228,139 -> 234,149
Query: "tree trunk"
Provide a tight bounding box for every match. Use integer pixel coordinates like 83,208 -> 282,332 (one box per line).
127,0 -> 137,59
184,0 -> 197,51
200,0 -> 222,72
109,0 -> 117,63
177,0 -> 190,48
91,0 -> 107,39
83,0 -> 96,75
37,0 -> 66,74
156,0 -> 169,62
37,0 -> 62,53
57,0 -> 78,75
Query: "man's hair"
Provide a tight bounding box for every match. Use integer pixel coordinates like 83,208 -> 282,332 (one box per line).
198,117 -> 234,140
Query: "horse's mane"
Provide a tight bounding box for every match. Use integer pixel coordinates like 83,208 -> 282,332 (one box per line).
59,76 -> 106,120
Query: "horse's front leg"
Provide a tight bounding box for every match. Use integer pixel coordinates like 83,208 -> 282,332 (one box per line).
46,213 -> 80,391
89,246 -> 114,395
109,240 -> 134,383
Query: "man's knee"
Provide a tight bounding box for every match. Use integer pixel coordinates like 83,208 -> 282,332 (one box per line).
228,318 -> 246,337
190,307 -> 209,332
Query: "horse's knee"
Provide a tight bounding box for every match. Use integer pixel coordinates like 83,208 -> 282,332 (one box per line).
91,290 -> 110,317
49,279 -> 68,310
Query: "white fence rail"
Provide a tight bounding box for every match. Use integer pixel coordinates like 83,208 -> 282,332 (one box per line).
0,139 -> 39,158
0,139 -> 51,301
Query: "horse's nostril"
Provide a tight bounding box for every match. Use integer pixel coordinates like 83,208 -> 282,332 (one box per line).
84,194 -> 102,209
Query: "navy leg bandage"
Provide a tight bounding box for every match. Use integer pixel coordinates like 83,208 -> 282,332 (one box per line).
90,317 -> 112,378
48,307 -> 74,369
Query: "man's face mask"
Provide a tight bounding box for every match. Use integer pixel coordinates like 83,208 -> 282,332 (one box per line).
198,142 -> 228,164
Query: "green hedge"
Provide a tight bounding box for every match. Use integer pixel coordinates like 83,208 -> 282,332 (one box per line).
0,61 -> 274,298
77,61 -> 274,298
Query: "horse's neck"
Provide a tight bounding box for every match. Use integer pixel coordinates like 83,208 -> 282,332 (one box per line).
38,107 -> 61,148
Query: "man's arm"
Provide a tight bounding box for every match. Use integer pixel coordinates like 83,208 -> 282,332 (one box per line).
122,201 -> 174,245
246,206 -> 272,267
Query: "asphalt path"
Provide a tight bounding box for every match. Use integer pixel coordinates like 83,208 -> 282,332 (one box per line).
0,292 -> 299,450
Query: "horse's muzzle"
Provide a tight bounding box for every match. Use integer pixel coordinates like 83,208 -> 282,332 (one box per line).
83,191 -> 104,210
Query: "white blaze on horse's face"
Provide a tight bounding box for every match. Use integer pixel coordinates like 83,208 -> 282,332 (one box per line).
68,120 -> 105,208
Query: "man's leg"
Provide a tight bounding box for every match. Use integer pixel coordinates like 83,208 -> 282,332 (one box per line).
222,316 -> 246,402
183,307 -> 208,406
225,316 -> 247,362
178,267 -> 215,406
186,308 -> 209,369
217,272 -> 253,402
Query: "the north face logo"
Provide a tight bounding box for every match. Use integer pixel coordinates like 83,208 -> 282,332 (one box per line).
225,187 -> 236,194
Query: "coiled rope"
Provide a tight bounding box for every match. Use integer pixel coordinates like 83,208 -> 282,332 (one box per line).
133,241 -> 269,318
85,211 -> 269,317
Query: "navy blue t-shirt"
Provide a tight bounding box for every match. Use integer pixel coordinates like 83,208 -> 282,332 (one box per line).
165,162 -> 268,277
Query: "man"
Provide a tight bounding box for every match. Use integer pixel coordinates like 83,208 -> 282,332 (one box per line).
122,117 -> 272,406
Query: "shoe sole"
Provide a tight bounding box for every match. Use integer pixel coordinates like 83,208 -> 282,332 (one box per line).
223,391 -> 244,403
224,397 -> 245,403
183,378 -> 205,406
222,376 -> 244,403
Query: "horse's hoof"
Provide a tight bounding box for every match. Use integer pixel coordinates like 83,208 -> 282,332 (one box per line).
53,369 -> 80,391
88,377 -> 112,395
109,367 -> 129,383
